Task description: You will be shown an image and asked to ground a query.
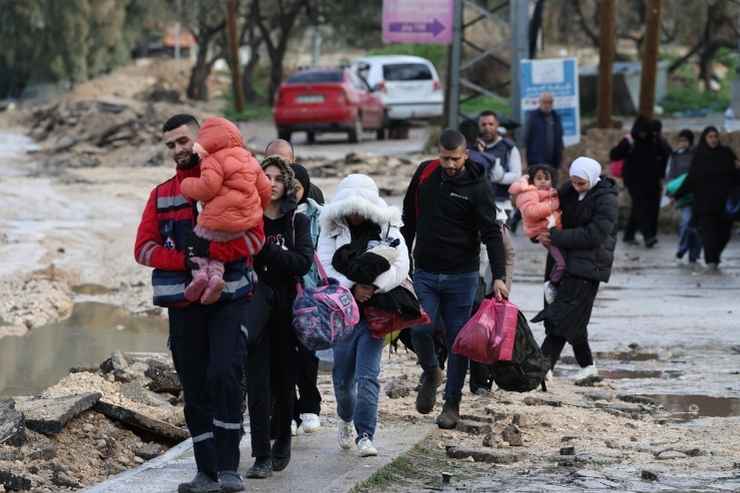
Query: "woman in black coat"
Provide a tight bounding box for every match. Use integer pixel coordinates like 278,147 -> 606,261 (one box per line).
610,116 -> 670,248
534,157 -> 619,383
674,126 -> 740,271
246,156 -> 313,478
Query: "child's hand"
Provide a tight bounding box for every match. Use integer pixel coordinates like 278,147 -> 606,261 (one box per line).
550,189 -> 558,197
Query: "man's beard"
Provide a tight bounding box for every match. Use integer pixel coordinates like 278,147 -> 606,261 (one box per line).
176,151 -> 200,170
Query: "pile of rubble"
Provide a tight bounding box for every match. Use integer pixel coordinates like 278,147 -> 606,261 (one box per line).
25,97 -> 202,174
0,352 -> 187,492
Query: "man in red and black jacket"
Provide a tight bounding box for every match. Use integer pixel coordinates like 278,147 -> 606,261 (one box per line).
134,114 -> 263,493
401,129 -> 509,431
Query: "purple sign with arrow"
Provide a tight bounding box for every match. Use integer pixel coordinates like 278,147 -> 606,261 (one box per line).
383,0 -> 454,45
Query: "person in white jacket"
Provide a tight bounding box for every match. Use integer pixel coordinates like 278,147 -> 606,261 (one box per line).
317,174 -> 410,457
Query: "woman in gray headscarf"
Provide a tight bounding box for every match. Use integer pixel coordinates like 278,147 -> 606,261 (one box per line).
533,157 -> 619,383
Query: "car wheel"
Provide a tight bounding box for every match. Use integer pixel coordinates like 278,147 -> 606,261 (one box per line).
278,128 -> 291,142
376,128 -> 386,141
348,117 -> 362,144
306,131 -> 316,145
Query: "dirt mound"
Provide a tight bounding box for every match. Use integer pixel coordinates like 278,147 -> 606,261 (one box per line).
26,98 -> 205,171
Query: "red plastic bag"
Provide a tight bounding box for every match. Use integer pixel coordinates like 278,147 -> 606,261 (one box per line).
452,299 -> 519,364
364,306 -> 431,339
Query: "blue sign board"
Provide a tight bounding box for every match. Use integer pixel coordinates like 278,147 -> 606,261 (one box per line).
520,58 -> 580,146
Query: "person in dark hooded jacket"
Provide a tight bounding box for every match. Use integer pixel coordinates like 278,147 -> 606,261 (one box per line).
534,157 -> 618,383
610,116 -> 669,247
674,126 -> 740,271
245,155 -> 313,479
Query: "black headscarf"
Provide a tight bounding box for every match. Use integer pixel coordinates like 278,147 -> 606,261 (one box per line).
291,164 -> 311,205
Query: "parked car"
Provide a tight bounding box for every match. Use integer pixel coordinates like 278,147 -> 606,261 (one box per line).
273,67 -> 385,143
350,55 -> 444,124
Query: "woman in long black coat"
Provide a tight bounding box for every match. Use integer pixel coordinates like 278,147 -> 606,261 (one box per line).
610,116 -> 670,247
534,157 -> 619,382
674,126 -> 740,271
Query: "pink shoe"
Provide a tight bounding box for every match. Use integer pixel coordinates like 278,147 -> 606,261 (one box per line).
184,270 -> 208,302
200,275 -> 225,305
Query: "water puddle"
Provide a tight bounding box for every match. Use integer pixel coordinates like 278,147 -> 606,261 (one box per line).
640,394 -> 740,420
0,302 -> 168,397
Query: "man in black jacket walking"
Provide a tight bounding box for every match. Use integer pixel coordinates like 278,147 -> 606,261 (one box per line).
402,129 -> 509,429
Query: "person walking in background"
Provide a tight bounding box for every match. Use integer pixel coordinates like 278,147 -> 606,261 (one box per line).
317,174 -> 410,457
523,92 -> 564,170
665,129 -> 701,265
246,156 -> 313,478
533,157 -> 618,384
610,116 -> 669,248
402,129 -> 508,429
478,111 -> 523,223
673,126 -> 740,272
135,114 -> 262,493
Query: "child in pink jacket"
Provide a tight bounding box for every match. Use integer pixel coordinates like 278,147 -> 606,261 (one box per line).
509,165 -> 564,303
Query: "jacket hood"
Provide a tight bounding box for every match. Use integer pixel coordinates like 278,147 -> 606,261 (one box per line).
508,175 -> 536,195
320,174 -> 402,232
261,154 -> 298,214
197,117 -> 244,154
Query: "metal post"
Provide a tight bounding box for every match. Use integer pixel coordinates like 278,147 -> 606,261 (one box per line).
597,0 -> 616,128
638,0 -> 661,119
732,11 -> 740,115
510,0 -> 529,130
447,0 -> 464,130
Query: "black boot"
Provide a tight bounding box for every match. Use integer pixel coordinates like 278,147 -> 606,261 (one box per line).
271,437 -> 291,472
415,367 -> 443,414
246,456 -> 272,479
435,399 -> 460,429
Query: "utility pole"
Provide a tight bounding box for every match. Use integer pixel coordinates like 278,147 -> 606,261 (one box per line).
597,0 -> 616,128
226,0 -> 245,113
447,0 -> 464,129
511,0 -> 529,132
732,9 -> 740,115
638,0 -> 661,119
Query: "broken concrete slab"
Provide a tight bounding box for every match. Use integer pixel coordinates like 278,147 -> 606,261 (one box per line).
14,392 -> 100,435
94,400 -> 189,444
134,443 -> 165,461
523,396 -> 562,407
0,400 -> 25,446
446,446 -> 519,464
145,363 -> 181,396
456,420 -> 492,435
0,469 -> 32,491
119,383 -> 172,409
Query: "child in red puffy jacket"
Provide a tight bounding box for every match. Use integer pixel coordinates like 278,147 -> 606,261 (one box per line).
509,165 -> 564,303
181,117 -> 271,304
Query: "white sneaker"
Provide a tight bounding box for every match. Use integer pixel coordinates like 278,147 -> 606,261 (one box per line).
545,369 -> 554,382
337,420 -> 354,450
299,413 -> 321,433
574,364 -> 598,382
357,435 -> 378,457
291,420 -> 298,436
544,281 -> 558,304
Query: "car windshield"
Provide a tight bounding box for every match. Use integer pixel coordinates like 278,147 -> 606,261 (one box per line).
287,71 -> 343,84
382,63 -> 433,81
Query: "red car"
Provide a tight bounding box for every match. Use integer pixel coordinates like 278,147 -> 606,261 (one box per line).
273,67 -> 386,144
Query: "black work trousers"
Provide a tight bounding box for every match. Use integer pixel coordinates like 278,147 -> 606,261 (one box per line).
169,298 -> 248,477
246,310 -> 298,459
540,334 -> 594,370
698,213 -> 734,264
294,344 -> 322,421
624,186 -> 661,242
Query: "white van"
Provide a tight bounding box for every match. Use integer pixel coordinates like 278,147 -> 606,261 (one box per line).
351,55 -> 444,123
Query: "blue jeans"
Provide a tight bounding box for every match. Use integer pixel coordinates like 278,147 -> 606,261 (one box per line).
677,206 -> 702,262
332,319 -> 384,441
411,270 -> 479,403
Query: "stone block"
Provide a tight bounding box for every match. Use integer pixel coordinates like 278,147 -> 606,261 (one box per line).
14,393 -> 100,435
